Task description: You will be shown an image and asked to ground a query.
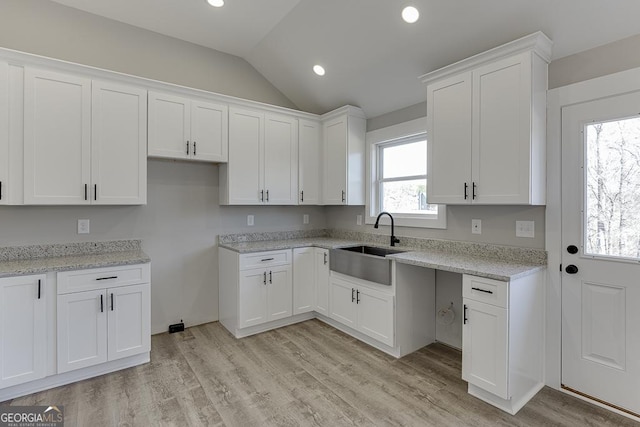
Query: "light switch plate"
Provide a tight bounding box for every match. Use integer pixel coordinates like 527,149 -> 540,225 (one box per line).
471,219 -> 481,234
303,214 -> 309,225
516,220 -> 535,238
77,219 -> 90,234
247,215 -> 254,226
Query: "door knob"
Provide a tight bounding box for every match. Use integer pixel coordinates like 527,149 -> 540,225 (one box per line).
567,245 -> 579,254
565,264 -> 579,274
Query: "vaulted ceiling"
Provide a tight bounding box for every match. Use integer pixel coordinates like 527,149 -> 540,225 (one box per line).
51,0 -> 640,118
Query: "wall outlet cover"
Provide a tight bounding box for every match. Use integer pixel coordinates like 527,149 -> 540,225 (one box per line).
77,219 -> 90,234
303,214 -> 309,225
471,219 -> 481,235
516,220 -> 535,238
247,215 -> 254,226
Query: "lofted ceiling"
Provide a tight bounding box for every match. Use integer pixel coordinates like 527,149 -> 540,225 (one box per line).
51,0 -> 640,118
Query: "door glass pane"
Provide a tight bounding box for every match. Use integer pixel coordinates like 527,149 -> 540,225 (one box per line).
381,179 -> 437,214
585,117 -> 640,258
381,140 -> 426,178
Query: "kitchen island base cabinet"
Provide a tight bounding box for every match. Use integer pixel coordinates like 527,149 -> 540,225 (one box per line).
462,272 -> 544,415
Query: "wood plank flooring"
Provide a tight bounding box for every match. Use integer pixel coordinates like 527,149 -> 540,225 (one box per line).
2,319 -> 638,426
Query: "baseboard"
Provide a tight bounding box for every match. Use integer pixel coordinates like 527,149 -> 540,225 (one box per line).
232,312 -> 316,338
560,385 -> 640,423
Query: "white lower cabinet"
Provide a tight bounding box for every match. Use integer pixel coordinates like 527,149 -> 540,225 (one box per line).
57,265 -> 151,374
329,273 -> 394,347
292,247 -> 330,316
0,274 -> 47,389
314,249 -> 330,316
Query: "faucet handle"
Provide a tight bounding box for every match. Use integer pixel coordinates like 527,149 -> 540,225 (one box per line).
391,236 -> 400,246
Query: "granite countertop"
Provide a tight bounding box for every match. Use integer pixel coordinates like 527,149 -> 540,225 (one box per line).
0,240 -> 150,278
219,234 -> 546,281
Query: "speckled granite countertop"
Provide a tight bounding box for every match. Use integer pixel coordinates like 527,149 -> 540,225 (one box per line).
0,240 -> 150,278
219,230 -> 546,281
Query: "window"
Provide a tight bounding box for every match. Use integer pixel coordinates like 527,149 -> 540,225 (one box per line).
366,118 -> 446,229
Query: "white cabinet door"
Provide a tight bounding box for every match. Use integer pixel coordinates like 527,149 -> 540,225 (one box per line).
293,248 -> 315,315
227,107 -> 263,204
267,265 -> 293,321
357,286 -> 394,347
462,298 -> 509,399
0,61 -> 8,206
329,276 -> 356,328
472,53 -> 531,204
323,116 -> 348,205
426,72 -> 472,205
107,284 -> 151,361
24,68 -> 91,204
92,81 -> 147,205
238,268 -> 269,328
57,289 -> 107,374
0,274 -> 46,388
298,119 -> 321,205
191,99 -> 228,162
314,249 -> 330,316
148,91 -> 190,159
264,113 -> 298,205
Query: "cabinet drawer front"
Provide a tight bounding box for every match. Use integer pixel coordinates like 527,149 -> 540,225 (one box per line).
57,264 -> 150,294
239,250 -> 291,270
463,275 -> 508,308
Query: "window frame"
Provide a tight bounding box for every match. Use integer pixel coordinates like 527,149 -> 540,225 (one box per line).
365,118 -> 446,229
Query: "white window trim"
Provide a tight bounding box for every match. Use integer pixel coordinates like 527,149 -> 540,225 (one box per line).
365,117 -> 446,229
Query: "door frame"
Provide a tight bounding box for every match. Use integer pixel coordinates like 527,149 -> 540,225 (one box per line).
546,66 -> 640,416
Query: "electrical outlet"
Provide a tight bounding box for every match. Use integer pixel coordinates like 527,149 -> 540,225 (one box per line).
247,215 -> 254,226
356,215 -> 363,226
77,219 -> 90,234
303,214 -> 309,225
516,220 -> 535,238
471,219 -> 481,235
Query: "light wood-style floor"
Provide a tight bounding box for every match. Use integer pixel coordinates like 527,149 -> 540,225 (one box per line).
2,319 -> 638,426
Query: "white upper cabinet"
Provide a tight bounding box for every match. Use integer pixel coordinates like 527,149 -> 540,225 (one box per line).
298,119 -> 322,205
422,32 -> 551,205
322,106 -> 366,205
23,68 -> 147,205
148,91 -> 228,163
0,61 -> 8,205
220,107 -> 298,205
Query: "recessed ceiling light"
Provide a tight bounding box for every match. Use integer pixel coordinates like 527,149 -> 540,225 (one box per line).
207,0 -> 224,7
313,65 -> 326,76
402,6 -> 420,23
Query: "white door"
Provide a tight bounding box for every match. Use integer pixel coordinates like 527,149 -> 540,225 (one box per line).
238,269 -> 268,328
57,289 -> 107,373
357,287 -> 394,347
264,113 -> 298,205
314,249 -> 330,316
323,116 -> 347,205
426,72 -> 472,205
228,107 -> 263,204
561,91 -> 640,416
0,274 -> 46,388
0,60 -> 8,205
24,68 -> 91,204
107,284 -> 151,361
293,248 -> 315,315
462,298 -> 508,399
190,100 -> 228,162
329,276 -> 356,327
299,119 -> 321,205
266,265 -> 293,321
148,91 -> 190,159
92,81 -> 147,205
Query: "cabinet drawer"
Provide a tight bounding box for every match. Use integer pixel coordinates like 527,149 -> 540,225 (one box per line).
57,263 -> 150,295
239,250 -> 291,270
463,275 -> 508,308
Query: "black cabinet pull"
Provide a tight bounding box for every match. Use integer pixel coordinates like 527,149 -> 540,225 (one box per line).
472,182 -> 477,200
260,189 -> 264,202
301,190 -> 304,202
110,293 -> 114,311
94,184 -> 97,201
84,184 -> 88,201
342,190 -> 346,203
464,183 -> 468,200
323,252 -> 327,265
463,304 -> 468,324
266,190 -> 269,202
0,181 -> 3,200
269,271 -> 272,284
351,288 -> 355,302
100,294 -> 104,313
261,258 -> 274,262
37,279 -> 41,299
186,141 -> 190,155
356,289 -> 360,304
263,272 -> 267,285
471,287 -> 493,294
193,141 -> 196,156
96,276 -> 118,281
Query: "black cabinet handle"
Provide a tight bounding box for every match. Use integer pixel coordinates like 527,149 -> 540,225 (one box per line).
323,252 -> 327,265
186,141 -> 190,155
193,141 -> 197,156
351,288 -> 355,302
100,294 -> 104,313
37,279 -> 41,299
464,183 -> 468,200
261,258 -> 274,262
260,190 -> 264,202
263,272 -> 267,285
356,289 -> 360,304
0,181 -> 3,200
471,287 -> 493,294
266,190 -> 269,202
94,184 -> 97,201
84,184 -> 88,201
463,304 -> 468,324
269,271 -> 272,284
301,190 -> 304,202
96,276 -> 118,281
472,182 -> 477,200
342,190 -> 346,203
110,293 -> 114,311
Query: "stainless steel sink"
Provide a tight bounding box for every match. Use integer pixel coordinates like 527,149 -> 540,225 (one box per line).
329,245 -> 406,286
